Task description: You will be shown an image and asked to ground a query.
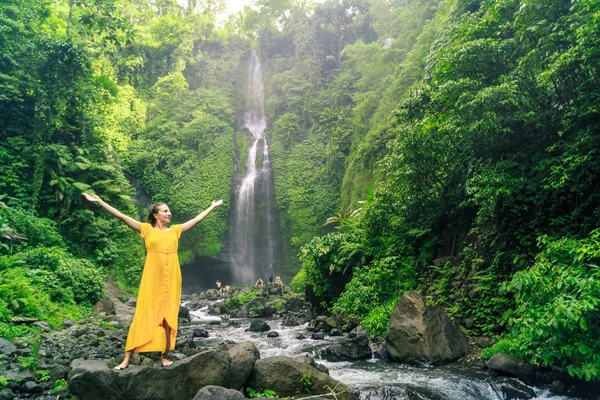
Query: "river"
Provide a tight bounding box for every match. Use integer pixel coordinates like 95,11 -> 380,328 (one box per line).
183,303 -> 582,400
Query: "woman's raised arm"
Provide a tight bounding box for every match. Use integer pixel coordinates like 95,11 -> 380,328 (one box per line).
83,193 -> 141,232
181,199 -> 223,233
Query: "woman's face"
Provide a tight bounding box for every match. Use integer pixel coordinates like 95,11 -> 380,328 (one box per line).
154,204 -> 172,225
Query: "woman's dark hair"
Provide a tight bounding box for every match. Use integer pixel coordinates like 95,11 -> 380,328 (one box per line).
147,203 -> 167,227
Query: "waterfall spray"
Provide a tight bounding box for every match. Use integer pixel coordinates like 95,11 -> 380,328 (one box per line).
224,51 -> 282,285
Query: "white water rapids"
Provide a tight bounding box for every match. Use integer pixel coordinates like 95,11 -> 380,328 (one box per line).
186,305 -> 582,400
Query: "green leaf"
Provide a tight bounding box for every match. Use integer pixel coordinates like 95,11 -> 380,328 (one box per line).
72,182 -> 91,191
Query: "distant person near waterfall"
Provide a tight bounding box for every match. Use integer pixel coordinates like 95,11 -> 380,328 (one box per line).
275,276 -> 284,291
255,278 -> 264,292
83,193 -> 223,370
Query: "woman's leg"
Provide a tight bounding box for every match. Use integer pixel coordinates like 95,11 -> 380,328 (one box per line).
114,350 -> 133,370
161,318 -> 173,367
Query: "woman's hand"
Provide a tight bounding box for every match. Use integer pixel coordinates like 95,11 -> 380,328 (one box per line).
83,193 -> 102,202
181,200 -> 224,233
83,193 -> 140,232
212,199 -> 224,208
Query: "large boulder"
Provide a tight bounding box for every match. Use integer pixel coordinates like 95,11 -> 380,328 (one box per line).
193,386 -> 245,400
225,341 -> 260,390
486,353 -> 535,383
319,334 -> 372,361
69,349 -> 231,400
247,356 -> 355,398
385,291 -> 469,365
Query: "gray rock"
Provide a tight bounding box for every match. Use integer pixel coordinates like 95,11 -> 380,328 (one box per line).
463,317 -> 474,329
193,328 -> 210,338
311,332 -> 325,340
493,376 -> 536,399
282,313 -> 305,327
15,348 -> 32,357
193,386 -> 246,400
69,326 -> 89,338
313,316 -> 337,332
4,367 -> 33,381
293,355 -> 329,374
0,389 -> 15,400
486,353 -> 535,383
32,321 -> 51,332
282,294 -> 308,313
23,381 -> 44,393
362,387 -> 443,400
385,291 -> 469,365
247,356 -> 355,399
69,349 -> 231,400
225,341 -> 260,391
329,329 -> 342,337
247,320 -> 270,332
179,306 -> 190,321
0,338 -> 17,355
267,331 -> 279,338
50,364 -> 70,382
92,298 -> 115,316
63,318 -> 74,328
319,334 -> 371,361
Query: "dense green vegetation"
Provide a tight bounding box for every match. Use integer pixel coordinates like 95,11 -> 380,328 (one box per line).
1,0 -> 600,383
0,0 -> 248,357
287,0 -> 600,381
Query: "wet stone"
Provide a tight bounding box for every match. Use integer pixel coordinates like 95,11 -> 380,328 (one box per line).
23,381 -> 43,393
0,389 -> 15,400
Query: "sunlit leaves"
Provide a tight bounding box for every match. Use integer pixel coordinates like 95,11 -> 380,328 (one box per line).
504,230 -> 600,380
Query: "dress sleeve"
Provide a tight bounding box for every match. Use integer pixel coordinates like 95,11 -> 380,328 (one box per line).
139,223 -> 152,239
172,224 -> 183,239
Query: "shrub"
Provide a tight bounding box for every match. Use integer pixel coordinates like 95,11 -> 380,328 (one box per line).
503,230 -> 600,381
51,378 -> 68,393
290,269 -> 307,293
0,267 -> 54,321
479,339 -> 513,360
1,208 -> 65,250
360,298 -> 397,337
0,267 -> 90,328
332,257 -> 403,320
18,247 -> 104,305
222,290 -> 261,310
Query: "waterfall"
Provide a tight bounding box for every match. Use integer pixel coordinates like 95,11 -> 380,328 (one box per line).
223,51 -> 283,285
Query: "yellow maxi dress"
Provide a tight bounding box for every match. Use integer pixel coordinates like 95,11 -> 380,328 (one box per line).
125,223 -> 182,353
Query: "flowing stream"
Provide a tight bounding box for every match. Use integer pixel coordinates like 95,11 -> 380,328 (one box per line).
185,305 -> 582,400
223,51 -> 282,286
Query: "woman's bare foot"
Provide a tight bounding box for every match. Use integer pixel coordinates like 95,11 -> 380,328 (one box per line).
114,360 -> 129,370
160,357 -> 173,367
114,351 -> 132,371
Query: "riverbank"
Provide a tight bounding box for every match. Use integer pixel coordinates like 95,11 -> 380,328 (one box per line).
1,284 -> 598,399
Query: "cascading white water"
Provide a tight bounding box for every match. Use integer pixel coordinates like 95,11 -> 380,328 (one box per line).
186,306 -> 581,400
225,51 -> 282,285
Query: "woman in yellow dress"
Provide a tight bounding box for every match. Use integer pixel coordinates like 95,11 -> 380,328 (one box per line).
83,193 -> 223,369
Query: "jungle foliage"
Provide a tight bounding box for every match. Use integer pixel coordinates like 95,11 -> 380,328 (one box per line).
1,0 -> 600,381
288,0 -> 600,381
